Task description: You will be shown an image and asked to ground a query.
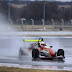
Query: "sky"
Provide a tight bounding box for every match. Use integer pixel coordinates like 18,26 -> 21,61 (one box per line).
56,0 -> 71,2
0,0 -> 71,2
29,0 -> 71,1
21,0 -> 71,2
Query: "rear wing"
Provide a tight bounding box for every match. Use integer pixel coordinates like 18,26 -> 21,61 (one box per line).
23,39 -> 42,42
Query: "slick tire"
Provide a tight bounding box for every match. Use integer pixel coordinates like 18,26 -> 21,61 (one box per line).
19,48 -> 24,56
32,49 -> 39,58
57,49 -> 64,57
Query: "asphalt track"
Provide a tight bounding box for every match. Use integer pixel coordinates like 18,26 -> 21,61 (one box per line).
0,36 -> 72,70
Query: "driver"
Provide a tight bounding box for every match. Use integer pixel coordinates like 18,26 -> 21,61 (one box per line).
38,38 -> 46,47
40,41 -> 46,47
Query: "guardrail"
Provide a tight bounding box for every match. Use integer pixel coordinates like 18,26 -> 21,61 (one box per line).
53,21 -> 72,31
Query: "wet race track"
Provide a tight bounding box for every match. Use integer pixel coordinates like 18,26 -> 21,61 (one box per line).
0,36 -> 72,69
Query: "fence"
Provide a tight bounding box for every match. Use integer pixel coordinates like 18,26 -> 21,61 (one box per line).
11,18 -> 72,31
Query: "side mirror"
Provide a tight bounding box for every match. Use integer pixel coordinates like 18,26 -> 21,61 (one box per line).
50,46 -> 53,48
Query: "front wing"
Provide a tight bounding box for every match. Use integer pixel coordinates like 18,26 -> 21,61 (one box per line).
39,55 -> 65,59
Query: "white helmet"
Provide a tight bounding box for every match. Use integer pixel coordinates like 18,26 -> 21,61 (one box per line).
40,41 -> 46,47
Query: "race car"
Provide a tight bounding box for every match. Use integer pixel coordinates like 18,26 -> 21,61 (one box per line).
19,38 -> 65,59
32,38 -> 65,59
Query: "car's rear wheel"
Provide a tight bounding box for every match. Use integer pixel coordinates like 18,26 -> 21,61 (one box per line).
19,48 -> 24,56
57,49 -> 64,57
32,49 -> 39,58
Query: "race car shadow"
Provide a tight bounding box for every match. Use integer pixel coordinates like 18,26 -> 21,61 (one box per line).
32,58 -> 65,63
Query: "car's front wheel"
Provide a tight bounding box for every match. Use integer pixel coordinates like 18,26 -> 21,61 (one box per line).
32,49 -> 39,58
57,49 -> 64,57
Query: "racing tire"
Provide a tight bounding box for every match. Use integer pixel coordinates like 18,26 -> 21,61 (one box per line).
32,49 -> 39,58
57,49 -> 64,57
19,48 -> 24,56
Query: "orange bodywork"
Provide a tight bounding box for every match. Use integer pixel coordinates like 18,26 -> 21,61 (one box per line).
40,46 -> 55,56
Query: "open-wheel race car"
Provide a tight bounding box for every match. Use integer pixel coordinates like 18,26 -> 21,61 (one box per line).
19,38 -> 65,59
32,38 -> 65,59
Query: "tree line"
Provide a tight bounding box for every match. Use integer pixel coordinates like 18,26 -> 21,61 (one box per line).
0,1 -> 72,23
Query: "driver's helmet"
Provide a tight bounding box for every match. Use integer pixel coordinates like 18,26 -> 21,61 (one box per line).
40,41 -> 46,47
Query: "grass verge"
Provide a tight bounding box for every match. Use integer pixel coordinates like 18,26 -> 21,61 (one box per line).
0,66 -> 72,72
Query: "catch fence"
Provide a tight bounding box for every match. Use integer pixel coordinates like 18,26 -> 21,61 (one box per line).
11,19 -> 72,31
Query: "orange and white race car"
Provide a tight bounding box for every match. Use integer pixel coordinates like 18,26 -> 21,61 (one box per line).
19,38 -> 65,59
32,38 -> 65,59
